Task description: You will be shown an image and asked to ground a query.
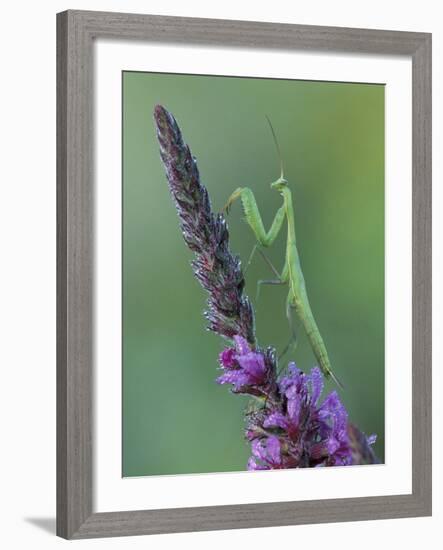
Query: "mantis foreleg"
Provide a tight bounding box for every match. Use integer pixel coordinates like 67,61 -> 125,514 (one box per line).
224,187 -> 285,247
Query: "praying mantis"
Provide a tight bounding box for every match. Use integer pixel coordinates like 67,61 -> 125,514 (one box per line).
223,118 -> 343,389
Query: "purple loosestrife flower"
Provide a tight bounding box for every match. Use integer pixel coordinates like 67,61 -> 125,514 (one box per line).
248,437 -> 286,470
217,335 -> 269,393
154,105 -> 255,345
243,365 -> 355,469
154,105 -> 379,469
313,390 -> 352,466
218,349 -> 372,469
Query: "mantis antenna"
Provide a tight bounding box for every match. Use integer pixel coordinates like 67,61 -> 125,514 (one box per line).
265,115 -> 284,180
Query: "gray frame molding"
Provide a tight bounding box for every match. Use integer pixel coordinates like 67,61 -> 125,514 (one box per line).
57,10 -> 432,539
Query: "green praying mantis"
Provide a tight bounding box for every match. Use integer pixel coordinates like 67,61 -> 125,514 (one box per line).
223,118 -> 343,389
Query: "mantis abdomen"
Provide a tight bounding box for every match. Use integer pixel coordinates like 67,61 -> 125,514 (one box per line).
286,247 -> 332,375
287,245 -> 340,386
290,285 -> 334,382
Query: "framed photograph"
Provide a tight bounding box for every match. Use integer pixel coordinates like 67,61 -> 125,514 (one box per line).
57,10 -> 431,539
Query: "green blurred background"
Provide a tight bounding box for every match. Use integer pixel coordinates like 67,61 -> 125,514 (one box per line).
122,71 -> 385,477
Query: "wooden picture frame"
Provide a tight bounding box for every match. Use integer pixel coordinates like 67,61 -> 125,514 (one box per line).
57,9 -> 432,539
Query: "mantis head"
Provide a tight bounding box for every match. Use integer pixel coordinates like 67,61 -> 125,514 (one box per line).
265,115 -> 288,192
270,176 -> 288,191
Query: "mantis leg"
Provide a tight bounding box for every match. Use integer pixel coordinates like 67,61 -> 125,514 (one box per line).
256,278 -> 286,303
223,187 -> 285,247
244,244 -> 283,279
243,243 -> 258,275
257,248 -> 281,279
223,187 -> 243,215
254,249 -> 288,302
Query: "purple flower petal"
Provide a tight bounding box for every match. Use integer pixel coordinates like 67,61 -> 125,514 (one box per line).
219,347 -> 236,368
236,352 -> 266,382
266,436 -> 282,465
247,457 -> 268,471
309,367 -> 323,406
286,392 -> 302,426
326,436 -> 340,455
251,438 -> 267,462
278,362 -> 300,394
216,370 -> 250,390
263,412 -> 288,431
233,335 -> 251,355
